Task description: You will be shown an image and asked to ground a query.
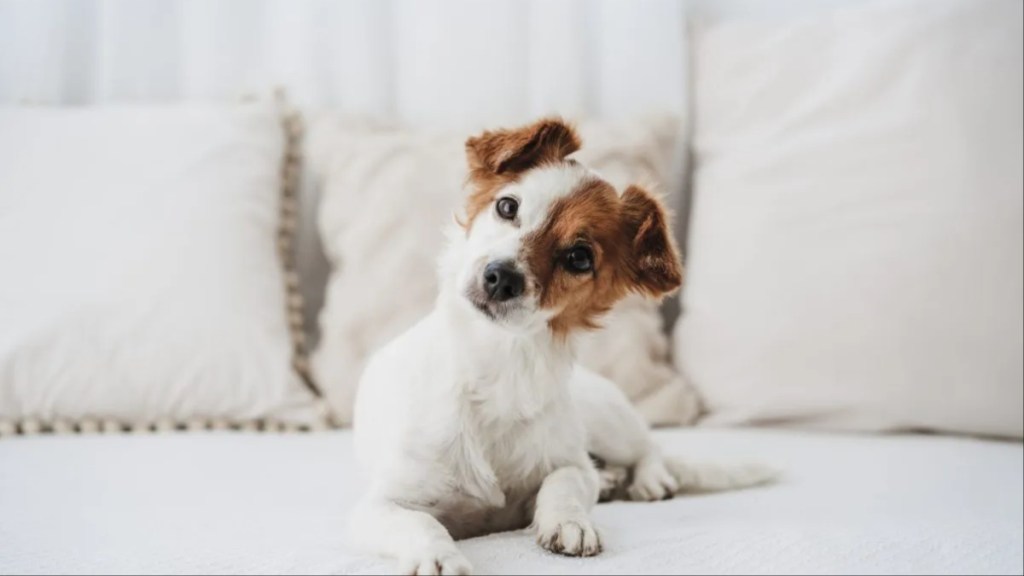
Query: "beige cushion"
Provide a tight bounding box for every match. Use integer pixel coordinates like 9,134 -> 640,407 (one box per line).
309,116 -> 701,426
0,103 -> 323,433
676,0 -> 1023,437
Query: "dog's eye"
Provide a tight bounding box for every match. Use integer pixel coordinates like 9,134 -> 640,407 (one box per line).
564,245 -> 593,274
496,197 -> 518,220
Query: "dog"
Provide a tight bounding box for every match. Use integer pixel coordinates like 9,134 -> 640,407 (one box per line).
350,118 -> 774,575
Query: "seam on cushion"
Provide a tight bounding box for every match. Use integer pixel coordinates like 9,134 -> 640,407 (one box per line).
0,418 -> 327,437
275,91 -> 325,402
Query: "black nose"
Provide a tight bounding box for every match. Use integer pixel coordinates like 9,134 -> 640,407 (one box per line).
483,261 -> 525,302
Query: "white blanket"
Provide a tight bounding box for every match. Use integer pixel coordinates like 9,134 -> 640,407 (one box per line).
1,428 -> 1020,574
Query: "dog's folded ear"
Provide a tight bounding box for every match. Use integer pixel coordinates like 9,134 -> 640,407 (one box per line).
620,185 -> 684,298
466,117 -> 581,179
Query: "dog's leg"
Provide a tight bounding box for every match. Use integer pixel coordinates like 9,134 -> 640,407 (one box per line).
578,366 -> 678,502
533,465 -> 602,557
571,366 -> 681,501
572,366 -> 778,500
349,498 -> 471,576
571,366 -> 657,465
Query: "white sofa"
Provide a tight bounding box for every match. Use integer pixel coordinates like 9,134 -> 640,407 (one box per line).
2,428 -> 1021,574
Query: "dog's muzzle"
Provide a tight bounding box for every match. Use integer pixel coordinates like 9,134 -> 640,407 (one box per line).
465,259 -> 527,321
482,260 -> 525,303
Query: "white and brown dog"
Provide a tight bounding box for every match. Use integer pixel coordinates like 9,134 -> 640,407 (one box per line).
350,118 -> 773,575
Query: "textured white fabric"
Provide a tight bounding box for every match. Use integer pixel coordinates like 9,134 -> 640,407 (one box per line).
0,104 -> 318,425
0,429 -> 1020,574
0,0 -> 686,126
309,116 -> 700,426
677,0 -> 1024,437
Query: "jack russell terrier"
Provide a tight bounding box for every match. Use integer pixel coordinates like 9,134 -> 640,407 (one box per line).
349,118 -> 775,575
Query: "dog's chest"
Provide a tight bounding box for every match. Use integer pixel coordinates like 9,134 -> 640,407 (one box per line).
433,410 -> 578,539
423,329 -> 583,539
485,415 -> 565,489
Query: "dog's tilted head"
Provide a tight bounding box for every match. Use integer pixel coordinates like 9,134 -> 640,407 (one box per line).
449,117 -> 683,336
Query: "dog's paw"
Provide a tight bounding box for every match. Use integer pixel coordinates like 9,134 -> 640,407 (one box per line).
627,454 -> 680,502
397,548 -> 472,576
537,519 -> 602,557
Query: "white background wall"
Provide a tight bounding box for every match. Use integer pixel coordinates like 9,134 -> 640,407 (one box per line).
0,0 -> 693,128
0,0 -> 871,123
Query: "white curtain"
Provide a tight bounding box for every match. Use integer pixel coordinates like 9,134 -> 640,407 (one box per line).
0,0 -> 687,127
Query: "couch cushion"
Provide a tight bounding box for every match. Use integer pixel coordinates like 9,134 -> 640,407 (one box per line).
0,103 -> 322,432
1,429 -> 1020,574
677,0 -> 1024,437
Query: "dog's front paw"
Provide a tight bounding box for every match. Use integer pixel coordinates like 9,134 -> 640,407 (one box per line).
537,519 -> 602,557
397,548 -> 472,576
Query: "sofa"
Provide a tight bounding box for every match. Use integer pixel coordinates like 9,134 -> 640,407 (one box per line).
2,429 -> 1020,574
1,0 -> 1021,574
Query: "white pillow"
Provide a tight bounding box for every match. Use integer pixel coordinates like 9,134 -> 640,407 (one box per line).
0,103 -> 323,433
676,0 -> 1023,437
310,116 -> 701,426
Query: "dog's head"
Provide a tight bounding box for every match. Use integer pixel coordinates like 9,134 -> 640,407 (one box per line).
449,117 -> 682,336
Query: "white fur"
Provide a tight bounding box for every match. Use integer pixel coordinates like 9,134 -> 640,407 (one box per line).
350,163 -> 775,575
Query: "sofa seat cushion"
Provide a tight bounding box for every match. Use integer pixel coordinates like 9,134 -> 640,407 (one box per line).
1,428 -> 1020,574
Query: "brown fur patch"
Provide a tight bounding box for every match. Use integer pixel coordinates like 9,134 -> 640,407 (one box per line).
522,181 -> 683,337
461,118 -> 581,228
619,185 -> 684,296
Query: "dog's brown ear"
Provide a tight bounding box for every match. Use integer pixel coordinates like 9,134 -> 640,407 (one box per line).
465,117 -> 581,180
620,185 -> 683,298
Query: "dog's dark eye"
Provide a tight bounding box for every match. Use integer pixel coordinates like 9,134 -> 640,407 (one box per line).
496,197 -> 518,220
564,245 -> 593,274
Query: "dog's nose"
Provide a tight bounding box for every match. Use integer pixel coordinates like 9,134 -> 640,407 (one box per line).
483,261 -> 525,302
